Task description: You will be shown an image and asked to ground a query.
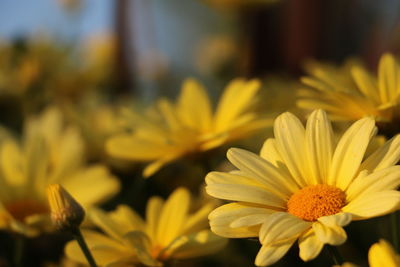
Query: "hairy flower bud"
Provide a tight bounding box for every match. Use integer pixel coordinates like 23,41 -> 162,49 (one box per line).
47,184 -> 85,231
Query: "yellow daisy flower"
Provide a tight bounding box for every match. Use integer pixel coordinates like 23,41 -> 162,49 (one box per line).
368,239 -> 400,267
65,187 -> 227,266
206,109 -> 400,266
338,239 -> 400,267
107,78 -> 272,177
0,107 -> 120,236
298,54 -> 400,123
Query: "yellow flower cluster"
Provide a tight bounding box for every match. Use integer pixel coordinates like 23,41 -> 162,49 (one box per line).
2,42 -> 400,267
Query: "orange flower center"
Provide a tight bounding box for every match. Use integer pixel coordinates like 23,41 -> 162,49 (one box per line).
287,184 -> 346,221
150,245 -> 168,261
5,199 -> 49,222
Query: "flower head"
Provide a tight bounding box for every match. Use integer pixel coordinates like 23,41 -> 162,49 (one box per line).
206,109 -> 400,266
106,78 -> 272,177
47,184 -> 85,231
0,107 -> 120,236
369,239 -> 400,267
65,187 -> 227,266
338,239 -> 400,267
298,54 -> 400,123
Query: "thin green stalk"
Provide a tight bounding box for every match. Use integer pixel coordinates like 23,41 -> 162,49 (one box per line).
13,234 -> 24,267
391,212 -> 399,252
72,228 -> 98,267
326,245 -> 343,265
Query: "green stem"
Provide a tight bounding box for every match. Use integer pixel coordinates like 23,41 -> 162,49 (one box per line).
326,245 -> 343,265
72,228 -> 98,267
13,234 -> 24,267
391,212 -> 399,252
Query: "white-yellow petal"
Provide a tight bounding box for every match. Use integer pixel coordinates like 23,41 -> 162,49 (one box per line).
227,148 -> 299,197
328,117 -> 376,190
342,190 -> 400,220
298,229 -> 324,261
259,212 -> 311,246
360,135 -> 400,172
317,213 -> 352,228
208,203 -> 265,238
274,112 -> 307,187
255,240 -> 296,267
312,222 -> 347,245
157,187 -> 190,246
345,166 -> 400,202
305,109 -> 334,184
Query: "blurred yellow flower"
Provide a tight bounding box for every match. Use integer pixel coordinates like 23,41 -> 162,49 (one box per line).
0,107 -> 120,236
206,109 -> 400,266
0,37 -> 114,112
298,53 -> 400,123
66,187 -> 227,266
107,78 -> 272,177
369,239 -> 400,267
337,239 -> 400,267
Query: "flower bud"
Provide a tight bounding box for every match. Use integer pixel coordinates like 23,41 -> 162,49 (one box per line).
47,184 -> 85,231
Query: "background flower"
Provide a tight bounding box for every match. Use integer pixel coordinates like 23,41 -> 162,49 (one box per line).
66,187 -> 227,266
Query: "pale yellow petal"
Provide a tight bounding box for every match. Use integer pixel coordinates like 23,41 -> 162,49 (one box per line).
259,138 -> 293,180
312,222 -> 347,245
165,230 -> 227,259
342,190 -> 400,220
227,148 -> 298,197
62,165 -> 120,207
88,208 -> 125,240
298,229 -> 324,261
215,79 -> 260,131
106,134 -> 168,160
368,239 -> 400,267
328,117 -> 376,190
0,139 -> 25,186
259,138 -> 283,167
255,240 -> 296,267
360,135 -> 400,172
50,127 -> 84,179
206,172 -> 286,209
157,188 -> 190,246
208,202 -> 265,238
317,213 -> 352,228
230,213 -> 271,228
351,66 -> 380,103
305,109 -> 334,184
274,112 -> 308,187
109,205 -> 145,233
177,78 -> 212,131
156,98 -> 182,130
259,212 -> 311,245
378,53 -> 400,103
182,203 -> 214,235
146,196 -> 164,241
345,166 -> 400,202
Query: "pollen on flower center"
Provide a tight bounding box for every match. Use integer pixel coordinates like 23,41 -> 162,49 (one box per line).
287,184 -> 346,222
